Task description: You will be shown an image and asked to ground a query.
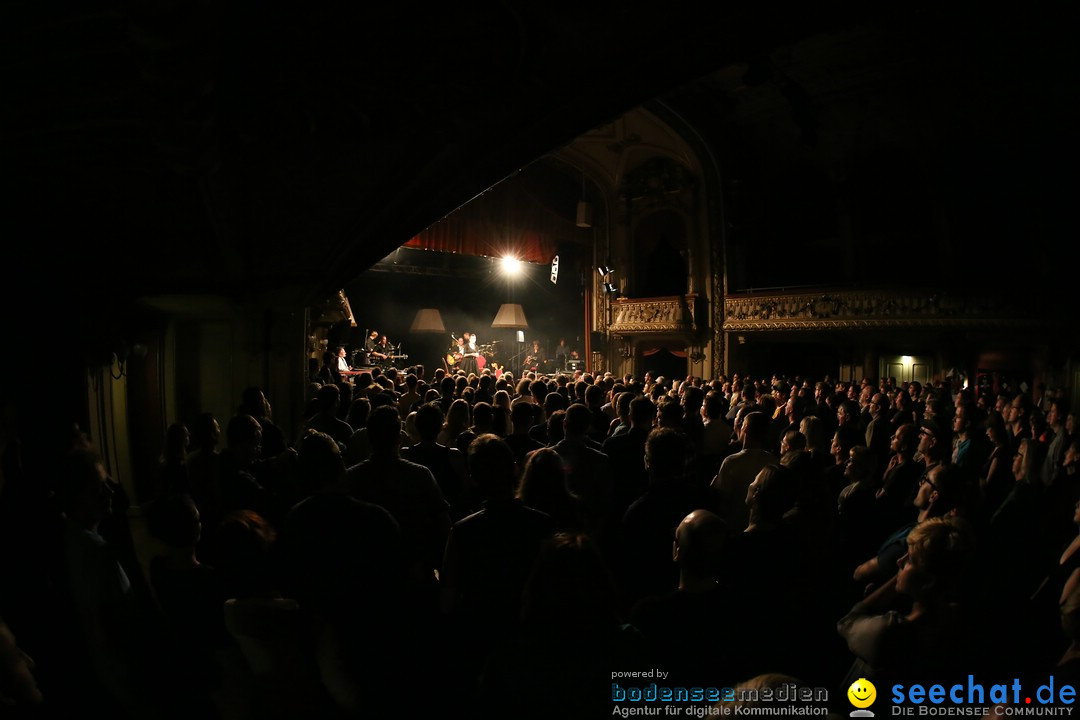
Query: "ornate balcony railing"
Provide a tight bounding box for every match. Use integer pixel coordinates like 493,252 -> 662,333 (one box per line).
608,294 -> 700,335
722,288 -> 1049,331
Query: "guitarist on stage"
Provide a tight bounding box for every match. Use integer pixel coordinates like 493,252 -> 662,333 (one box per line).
450,332 -> 480,375
366,329 -> 389,364
376,334 -> 393,360
524,338 -> 546,372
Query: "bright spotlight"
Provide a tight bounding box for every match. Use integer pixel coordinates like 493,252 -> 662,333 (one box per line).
500,256 -> 523,275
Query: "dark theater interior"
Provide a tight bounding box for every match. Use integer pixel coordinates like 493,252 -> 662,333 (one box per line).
2,4 -> 1079,717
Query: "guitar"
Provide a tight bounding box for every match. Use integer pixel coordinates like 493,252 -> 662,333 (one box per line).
449,335 -> 468,364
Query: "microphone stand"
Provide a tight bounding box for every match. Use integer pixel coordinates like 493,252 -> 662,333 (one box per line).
510,345 -> 528,376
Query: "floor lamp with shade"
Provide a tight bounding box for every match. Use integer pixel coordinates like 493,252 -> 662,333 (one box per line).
491,303 -> 528,377
409,308 -> 447,378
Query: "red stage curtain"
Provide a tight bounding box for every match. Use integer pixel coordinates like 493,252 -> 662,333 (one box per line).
641,347 -> 688,358
403,177 -> 580,264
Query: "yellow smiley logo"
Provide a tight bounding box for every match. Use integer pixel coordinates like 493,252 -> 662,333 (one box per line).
847,678 -> 877,709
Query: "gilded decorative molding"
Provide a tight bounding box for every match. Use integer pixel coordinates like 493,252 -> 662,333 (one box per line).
610,295 -> 699,335
723,290 -> 1049,331
711,224 -> 724,369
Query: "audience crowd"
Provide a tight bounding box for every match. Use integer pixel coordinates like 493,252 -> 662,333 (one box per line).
1,364 -> 1078,718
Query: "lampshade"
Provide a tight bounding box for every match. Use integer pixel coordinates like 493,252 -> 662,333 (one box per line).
409,308 -> 446,333
491,303 -> 528,329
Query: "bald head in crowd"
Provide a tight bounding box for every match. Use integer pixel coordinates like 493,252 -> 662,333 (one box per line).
674,509 -> 729,588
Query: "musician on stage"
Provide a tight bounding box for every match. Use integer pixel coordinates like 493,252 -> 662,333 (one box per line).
554,337 -> 571,369
458,331 -> 480,375
366,329 -> 388,364
335,346 -> 351,374
376,334 -> 393,360
524,339 -> 546,373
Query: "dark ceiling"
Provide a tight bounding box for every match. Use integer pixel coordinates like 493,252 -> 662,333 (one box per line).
2,4 -> 1076,353
1,4 -> 860,306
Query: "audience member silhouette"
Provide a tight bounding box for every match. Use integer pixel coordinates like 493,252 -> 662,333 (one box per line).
141,491 -> 229,715
300,384 -> 353,451
837,515 -> 978,692
215,508 -> 336,720
602,395 -> 656,534
864,392 -> 892,477
874,423 -> 922,530
711,411 -> 776,534
238,387 -> 289,462
698,390 -> 733,479
951,402 -> 991,486
621,427 -> 712,610
277,428 -> 415,718
853,462 -> 967,597
630,509 -> 744,687
51,447 -> 172,718
344,405 -> 450,600
0,614 -> 43,711
528,391 -> 568,446
835,445 -> 886,572
185,412 -> 222,523
212,414 -> 280,542
516,446 -> 585,532
402,401 -> 473,521
439,433 -> 555,707
1007,392 -> 1034,455
823,423 -> 866,509
477,531 -> 647,720
505,401 -> 544,471
979,411 -> 1014,518
1042,397 -> 1072,487
727,463 -> 814,678
154,421 -> 189,500
553,403 -> 612,538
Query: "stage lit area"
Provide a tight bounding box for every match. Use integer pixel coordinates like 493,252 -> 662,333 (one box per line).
333,247 -> 588,378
